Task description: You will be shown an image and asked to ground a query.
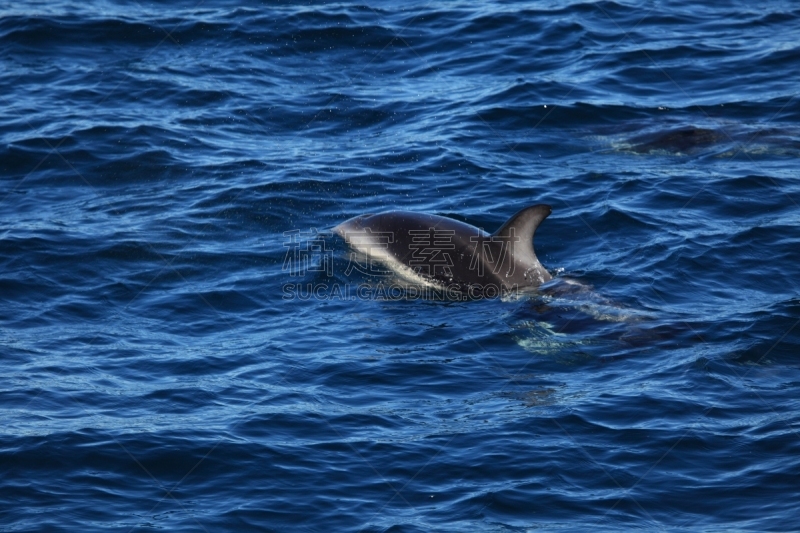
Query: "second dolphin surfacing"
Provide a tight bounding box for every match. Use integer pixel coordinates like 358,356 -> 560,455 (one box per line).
333,205 -> 553,296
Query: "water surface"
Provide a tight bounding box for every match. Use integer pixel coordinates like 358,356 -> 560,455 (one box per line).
1,1 -> 800,531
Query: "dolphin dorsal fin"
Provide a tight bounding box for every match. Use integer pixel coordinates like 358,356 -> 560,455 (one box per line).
491,204 -> 552,284
492,204 -> 552,248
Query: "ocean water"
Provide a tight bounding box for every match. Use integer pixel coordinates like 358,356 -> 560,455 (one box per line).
2,1 -> 800,531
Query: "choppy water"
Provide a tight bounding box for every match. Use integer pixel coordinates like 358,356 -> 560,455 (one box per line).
2,1 -> 800,531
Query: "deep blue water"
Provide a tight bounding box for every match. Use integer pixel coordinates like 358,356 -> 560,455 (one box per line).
2,1 -> 800,531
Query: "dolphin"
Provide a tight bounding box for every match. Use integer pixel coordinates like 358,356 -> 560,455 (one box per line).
629,126 -> 722,154
333,205 -> 552,296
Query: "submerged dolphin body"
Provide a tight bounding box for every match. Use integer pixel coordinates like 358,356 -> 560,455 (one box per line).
333,205 -> 553,294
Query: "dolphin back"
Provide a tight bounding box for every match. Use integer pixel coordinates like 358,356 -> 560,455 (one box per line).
334,204 -> 553,294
